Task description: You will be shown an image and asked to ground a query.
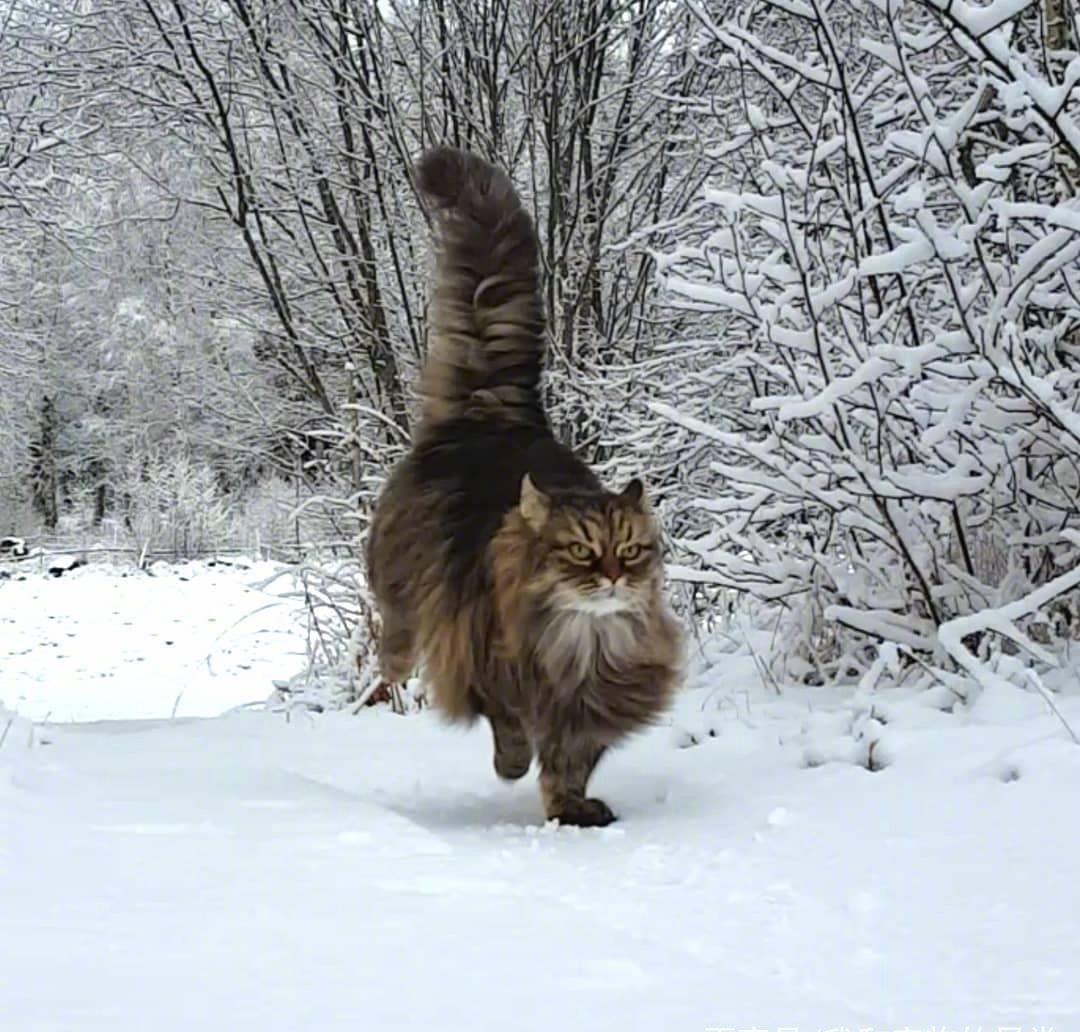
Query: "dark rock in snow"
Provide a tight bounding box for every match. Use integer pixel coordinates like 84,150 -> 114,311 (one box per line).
46,554 -> 86,577
0,536 -> 29,559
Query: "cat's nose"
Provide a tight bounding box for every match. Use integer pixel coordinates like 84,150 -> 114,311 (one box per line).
599,555 -> 620,581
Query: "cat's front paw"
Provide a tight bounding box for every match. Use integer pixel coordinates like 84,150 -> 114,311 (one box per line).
554,797 -> 617,828
493,750 -> 531,780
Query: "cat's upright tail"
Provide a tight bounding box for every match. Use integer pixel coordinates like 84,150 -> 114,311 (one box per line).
415,147 -> 545,429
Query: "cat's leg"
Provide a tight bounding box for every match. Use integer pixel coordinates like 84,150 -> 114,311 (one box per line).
476,695 -> 532,780
489,712 -> 532,780
376,605 -> 415,684
537,735 -> 614,827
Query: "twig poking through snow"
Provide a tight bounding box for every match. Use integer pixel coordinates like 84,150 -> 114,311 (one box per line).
1025,669 -> 1080,746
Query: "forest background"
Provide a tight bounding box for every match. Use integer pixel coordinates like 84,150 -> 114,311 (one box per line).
3,0 -> 1079,701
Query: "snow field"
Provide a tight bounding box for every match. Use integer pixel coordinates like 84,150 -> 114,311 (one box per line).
2,563 -> 1078,1030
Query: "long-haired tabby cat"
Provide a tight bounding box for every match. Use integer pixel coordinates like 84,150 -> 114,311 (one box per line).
367,148 -> 681,827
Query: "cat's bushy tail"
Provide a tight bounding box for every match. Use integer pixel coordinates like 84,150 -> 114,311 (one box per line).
415,147 -> 545,429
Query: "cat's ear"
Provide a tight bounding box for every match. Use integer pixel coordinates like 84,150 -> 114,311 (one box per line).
619,477 -> 647,509
519,474 -> 550,531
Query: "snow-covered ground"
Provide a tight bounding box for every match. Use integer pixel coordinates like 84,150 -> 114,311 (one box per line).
1,559 -> 301,721
2,562 -> 1078,1030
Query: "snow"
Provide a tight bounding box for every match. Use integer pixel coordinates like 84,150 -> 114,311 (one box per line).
0,560 -> 301,722
947,0 -> 1044,38
858,235 -> 934,277
774,356 -> 890,422
3,563 -> 1080,1029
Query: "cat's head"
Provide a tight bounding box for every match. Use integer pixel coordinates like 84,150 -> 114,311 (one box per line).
517,474 -> 662,615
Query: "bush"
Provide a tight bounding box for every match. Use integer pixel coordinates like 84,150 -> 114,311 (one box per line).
654,0 -> 1080,686
121,453 -> 233,561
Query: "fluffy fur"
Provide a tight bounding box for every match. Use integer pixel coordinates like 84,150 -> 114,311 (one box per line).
367,148 -> 681,827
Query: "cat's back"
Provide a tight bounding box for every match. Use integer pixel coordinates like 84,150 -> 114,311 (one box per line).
368,419 -> 595,593
417,418 -> 596,500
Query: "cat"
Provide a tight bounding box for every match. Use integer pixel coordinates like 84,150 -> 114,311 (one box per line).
366,147 -> 681,827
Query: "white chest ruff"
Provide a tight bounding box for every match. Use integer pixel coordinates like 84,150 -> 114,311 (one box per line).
535,608 -> 639,687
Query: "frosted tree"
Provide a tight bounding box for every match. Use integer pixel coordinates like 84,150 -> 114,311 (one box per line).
0,0 -> 114,532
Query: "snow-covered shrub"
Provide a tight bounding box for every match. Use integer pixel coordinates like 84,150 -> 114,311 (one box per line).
121,453 -> 233,561
266,556 -> 423,716
231,475 -> 363,561
232,476 -> 299,557
0,494 -> 36,542
655,0 -> 1080,685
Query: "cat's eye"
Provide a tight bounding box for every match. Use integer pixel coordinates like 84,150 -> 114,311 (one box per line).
567,542 -> 593,561
621,544 -> 645,561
